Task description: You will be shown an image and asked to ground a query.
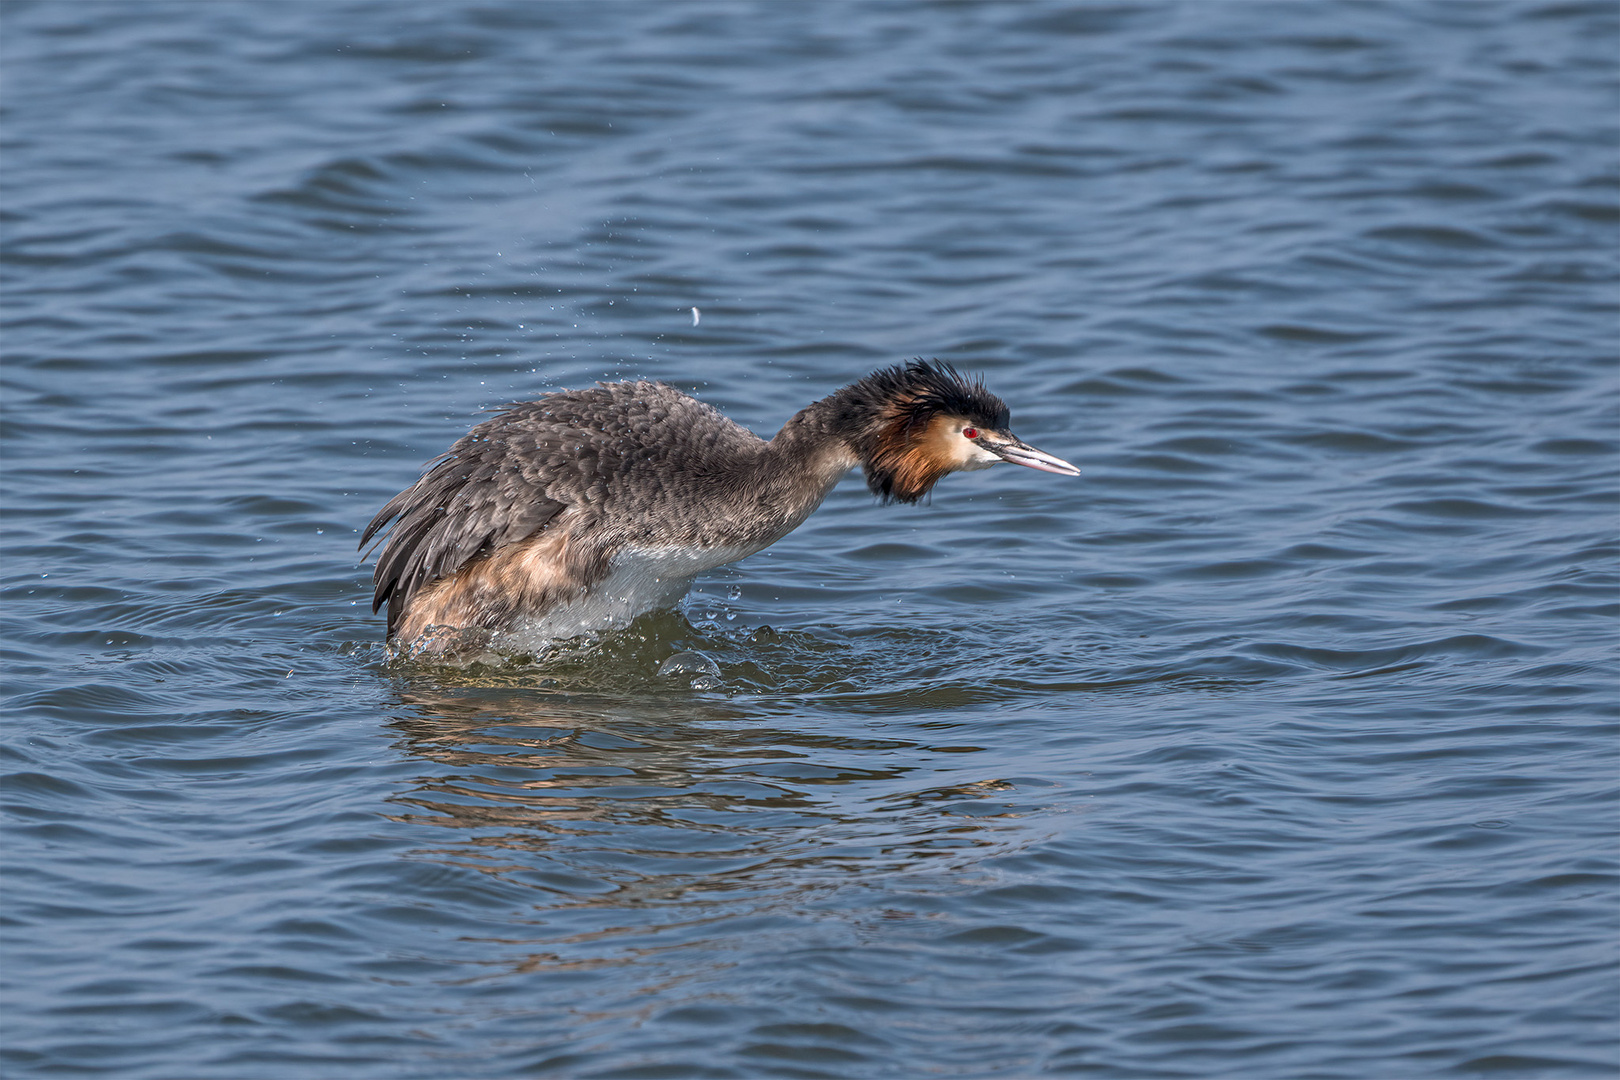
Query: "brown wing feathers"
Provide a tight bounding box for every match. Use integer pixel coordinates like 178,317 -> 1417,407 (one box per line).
361,428 -> 566,637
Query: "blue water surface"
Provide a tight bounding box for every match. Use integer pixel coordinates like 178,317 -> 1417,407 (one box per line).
2,2 -> 1616,1077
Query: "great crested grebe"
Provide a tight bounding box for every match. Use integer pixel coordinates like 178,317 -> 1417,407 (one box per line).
362,360 -> 1078,653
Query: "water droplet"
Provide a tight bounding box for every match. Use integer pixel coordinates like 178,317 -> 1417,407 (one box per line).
658,650 -> 720,680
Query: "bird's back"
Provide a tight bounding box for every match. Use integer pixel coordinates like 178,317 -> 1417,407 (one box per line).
363,381 -> 767,642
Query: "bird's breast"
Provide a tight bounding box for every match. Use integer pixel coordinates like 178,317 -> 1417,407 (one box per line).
496,541 -> 760,650
607,542 -> 763,588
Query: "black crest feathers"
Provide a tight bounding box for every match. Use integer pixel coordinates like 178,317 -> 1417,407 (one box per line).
838,359 -> 1010,504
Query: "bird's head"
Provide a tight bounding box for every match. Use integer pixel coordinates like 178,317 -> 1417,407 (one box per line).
839,360 -> 1079,504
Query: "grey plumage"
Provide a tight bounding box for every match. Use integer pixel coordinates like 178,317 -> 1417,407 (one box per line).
362,381 -> 774,638
362,362 -> 1070,648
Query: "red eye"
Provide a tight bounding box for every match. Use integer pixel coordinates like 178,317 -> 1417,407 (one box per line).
963,428 -> 978,440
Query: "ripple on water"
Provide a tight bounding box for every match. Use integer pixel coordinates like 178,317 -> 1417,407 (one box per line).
2,1 -> 1617,1077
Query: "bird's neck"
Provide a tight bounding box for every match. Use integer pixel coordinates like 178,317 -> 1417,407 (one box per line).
767,382 -> 943,506
730,391 -> 864,534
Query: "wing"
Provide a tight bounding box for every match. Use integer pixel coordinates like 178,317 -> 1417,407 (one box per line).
361,419 -> 566,637
361,381 -> 762,639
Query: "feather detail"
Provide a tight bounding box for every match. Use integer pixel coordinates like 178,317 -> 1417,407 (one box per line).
836,360 -> 1010,504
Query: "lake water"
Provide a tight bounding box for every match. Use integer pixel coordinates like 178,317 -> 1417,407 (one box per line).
2,2 -> 1616,1077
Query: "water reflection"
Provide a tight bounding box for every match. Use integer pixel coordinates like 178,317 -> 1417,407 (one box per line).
377,681 -> 1040,990
383,680 -> 1034,912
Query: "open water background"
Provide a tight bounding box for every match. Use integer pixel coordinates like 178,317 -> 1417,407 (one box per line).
2,2 -> 1616,1077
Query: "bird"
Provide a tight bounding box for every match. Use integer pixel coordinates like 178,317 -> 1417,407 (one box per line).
361,360 -> 1078,655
